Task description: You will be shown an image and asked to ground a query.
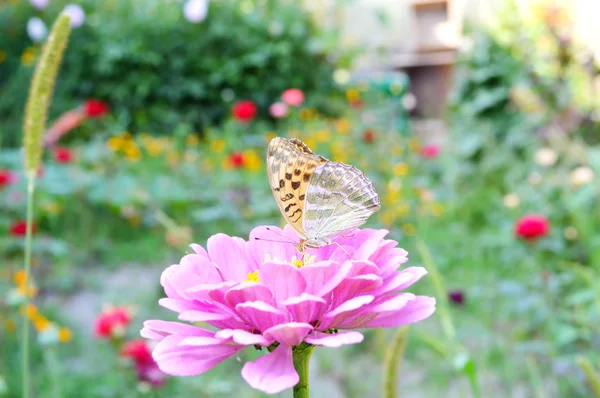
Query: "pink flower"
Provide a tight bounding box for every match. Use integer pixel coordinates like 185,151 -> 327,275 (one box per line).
421,145 -> 439,159
10,220 -> 37,236
269,102 -> 288,118
281,88 -> 304,107
232,100 -> 257,122
83,99 -> 110,118
122,339 -> 168,387
53,147 -> 75,163
141,226 -> 435,394
0,169 -> 17,189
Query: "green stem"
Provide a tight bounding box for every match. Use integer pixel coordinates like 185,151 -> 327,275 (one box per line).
22,174 -> 36,398
383,326 -> 410,398
44,347 -> 62,398
292,344 -> 314,398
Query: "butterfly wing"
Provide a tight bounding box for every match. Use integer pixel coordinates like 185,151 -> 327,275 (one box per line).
267,137 -> 327,239
303,161 -> 380,242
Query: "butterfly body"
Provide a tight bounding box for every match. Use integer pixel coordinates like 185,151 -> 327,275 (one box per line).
267,137 -> 381,251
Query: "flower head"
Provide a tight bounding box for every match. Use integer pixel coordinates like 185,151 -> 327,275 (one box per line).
421,145 -> 439,159
228,152 -> 245,168
183,0 -> 209,23
53,147 -> 74,163
281,88 -> 304,107
269,102 -> 288,118
63,4 -> 86,28
122,340 -> 168,387
0,169 -> 17,189
95,307 -> 131,338
83,99 -> 110,118
27,17 -> 48,42
232,100 -> 257,122
141,226 -> 435,394
515,214 -> 549,241
10,220 -> 37,237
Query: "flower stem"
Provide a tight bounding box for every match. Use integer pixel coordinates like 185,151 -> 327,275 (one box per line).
292,344 -> 314,398
22,174 -> 36,398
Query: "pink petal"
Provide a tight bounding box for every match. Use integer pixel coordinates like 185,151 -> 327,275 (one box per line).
305,331 -> 364,347
189,243 -> 209,258
263,322 -> 313,346
235,301 -> 286,332
215,329 -> 274,346
345,260 -> 379,277
299,261 -> 351,297
282,293 -> 327,324
152,335 -> 241,376
141,320 -> 212,341
178,309 -> 234,323
161,254 -> 223,300
158,297 -> 197,313
186,281 -> 238,302
248,225 -> 299,267
364,296 -> 436,328
377,248 -> 410,278
374,267 -> 428,296
225,283 -> 274,307
338,293 -> 416,328
258,262 -> 307,303
207,233 -> 253,281
320,295 -> 374,329
353,229 -> 390,259
330,274 -> 382,308
241,344 -> 298,394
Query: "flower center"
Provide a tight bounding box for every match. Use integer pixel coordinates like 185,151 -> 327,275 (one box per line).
246,271 -> 259,282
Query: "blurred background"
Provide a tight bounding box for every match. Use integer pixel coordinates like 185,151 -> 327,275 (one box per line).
2,0 -> 600,396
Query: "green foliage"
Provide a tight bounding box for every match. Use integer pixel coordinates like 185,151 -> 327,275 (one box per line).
0,0 -> 340,147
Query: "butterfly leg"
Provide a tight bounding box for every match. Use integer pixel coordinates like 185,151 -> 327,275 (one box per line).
332,241 -> 355,260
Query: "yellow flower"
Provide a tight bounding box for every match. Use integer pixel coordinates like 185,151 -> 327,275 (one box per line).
379,210 -> 396,225
299,108 -> 314,121
0,49 -> 6,64
13,270 -> 27,286
246,271 -> 260,282
58,327 -> 72,343
123,142 -> 142,162
20,303 -> 38,319
393,163 -> 409,177
21,48 -> 37,67
334,119 -> 350,134
33,316 -> 51,332
145,140 -> 164,157
345,88 -> 360,103
185,134 -> 199,146
408,138 -> 421,153
303,139 -> 317,152
402,224 -> 416,236
431,203 -> 444,217
243,149 -> 262,172
107,137 -> 124,151
315,130 -> 332,143
392,145 -> 404,157
396,203 -> 410,217
210,138 -> 226,153
332,152 -> 348,163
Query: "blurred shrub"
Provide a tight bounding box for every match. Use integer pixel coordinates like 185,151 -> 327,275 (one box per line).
0,0 -> 341,146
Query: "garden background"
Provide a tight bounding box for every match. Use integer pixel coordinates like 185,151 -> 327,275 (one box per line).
2,0 -> 600,397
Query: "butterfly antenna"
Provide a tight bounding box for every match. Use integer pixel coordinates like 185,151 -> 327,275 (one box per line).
254,237 -> 296,245
264,227 -> 297,244
332,241 -> 355,260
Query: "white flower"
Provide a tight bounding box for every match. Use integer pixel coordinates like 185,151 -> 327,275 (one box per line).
26,17 -> 47,42
503,193 -> 520,208
333,69 -> 351,85
402,92 -> 417,111
63,4 -> 86,28
570,166 -> 594,186
183,0 -> 209,23
29,0 -> 49,10
534,147 -> 558,167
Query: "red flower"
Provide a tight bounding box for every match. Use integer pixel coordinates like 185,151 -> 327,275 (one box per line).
53,147 -> 75,163
421,145 -> 440,159
281,88 -> 305,106
363,129 -> 376,143
231,100 -> 257,122
121,339 -> 154,365
228,152 -> 245,168
83,99 -> 110,118
95,307 -> 131,338
0,169 -> 17,189
10,220 -> 37,236
515,214 -> 549,241
121,340 -> 167,387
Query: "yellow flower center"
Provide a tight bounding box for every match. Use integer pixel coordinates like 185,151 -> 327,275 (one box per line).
246,271 -> 260,282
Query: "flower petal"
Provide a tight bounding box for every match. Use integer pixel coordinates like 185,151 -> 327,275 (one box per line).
225,283 -> 274,307
207,233 -> 253,281
189,243 -> 209,258
152,334 -> 241,376
330,274 -> 382,308
305,331 -> 364,347
161,254 -> 223,300
235,301 -> 286,332
258,262 -> 307,303
282,293 -> 327,324
319,295 -> 374,329
215,329 -> 274,346
364,296 -> 436,328
248,225 -> 299,267
141,320 -> 211,341
241,344 -> 298,394
263,322 -> 313,346
374,267 -> 428,296
299,261 -> 351,297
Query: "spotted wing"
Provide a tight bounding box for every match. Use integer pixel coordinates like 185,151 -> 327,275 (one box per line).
303,162 -> 380,241
267,137 -> 327,239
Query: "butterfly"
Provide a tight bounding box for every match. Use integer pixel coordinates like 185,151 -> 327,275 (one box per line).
267,137 -> 381,252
